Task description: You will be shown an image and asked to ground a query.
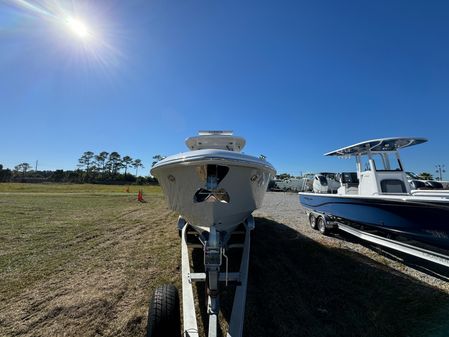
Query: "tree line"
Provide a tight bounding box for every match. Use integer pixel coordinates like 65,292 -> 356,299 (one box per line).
77,151 -> 144,177
0,151 -> 161,184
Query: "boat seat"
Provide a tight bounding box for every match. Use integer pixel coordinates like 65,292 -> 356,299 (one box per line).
338,186 -> 359,195
341,172 -> 359,188
338,172 -> 359,195
381,179 -> 407,193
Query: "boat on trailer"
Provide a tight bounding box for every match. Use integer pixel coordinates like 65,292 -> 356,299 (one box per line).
299,137 -> 449,252
149,131 -> 276,337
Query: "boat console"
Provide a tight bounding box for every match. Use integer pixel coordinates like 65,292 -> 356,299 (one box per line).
326,137 -> 426,196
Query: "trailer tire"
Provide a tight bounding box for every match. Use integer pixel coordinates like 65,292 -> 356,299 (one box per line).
317,216 -> 328,235
309,214 -> 317,230
146,284 -> 181,337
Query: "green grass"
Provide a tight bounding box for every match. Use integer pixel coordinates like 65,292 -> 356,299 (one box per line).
0,183 -> 178,337
0,182 -> 161,194
1,183 -> 449,337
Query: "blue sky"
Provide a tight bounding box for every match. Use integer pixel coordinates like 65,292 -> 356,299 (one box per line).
1,0 -> 448,177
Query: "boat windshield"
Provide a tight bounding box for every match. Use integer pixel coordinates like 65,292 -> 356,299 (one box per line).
372,153 -> 403,171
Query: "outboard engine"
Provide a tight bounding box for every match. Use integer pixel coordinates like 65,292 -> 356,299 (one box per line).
313,174 -> 328,193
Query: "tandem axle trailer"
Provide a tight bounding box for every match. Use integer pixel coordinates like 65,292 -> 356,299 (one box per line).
306,210 -> 449,269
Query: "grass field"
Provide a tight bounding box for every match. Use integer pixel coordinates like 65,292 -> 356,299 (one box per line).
0,183 -> 161,194
0,183 -> 177,337
1,183 -> 449,337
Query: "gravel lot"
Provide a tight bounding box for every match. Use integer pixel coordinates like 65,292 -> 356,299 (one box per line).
254,192 -> 449,292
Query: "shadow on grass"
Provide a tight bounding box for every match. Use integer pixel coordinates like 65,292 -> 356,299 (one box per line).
221,217 -> 449,337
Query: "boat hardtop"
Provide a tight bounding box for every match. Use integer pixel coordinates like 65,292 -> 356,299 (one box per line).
185,130 -> 246,152
325,137 -> 428,157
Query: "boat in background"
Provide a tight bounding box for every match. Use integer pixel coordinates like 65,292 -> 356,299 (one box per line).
406,171 -> 449,195
274,173 -> 314,192
299,137 -> 449,249
312,172 -> 340,194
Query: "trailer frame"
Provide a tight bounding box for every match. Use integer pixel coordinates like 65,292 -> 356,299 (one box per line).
181,216 -> 254,337
306,210 -> 449,268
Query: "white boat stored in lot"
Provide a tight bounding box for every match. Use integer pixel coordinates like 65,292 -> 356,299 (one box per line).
406,171 -> 449,196
148,131 -> 276,337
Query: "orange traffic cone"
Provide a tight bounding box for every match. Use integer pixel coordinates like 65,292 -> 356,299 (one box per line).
137,190 -> 145,202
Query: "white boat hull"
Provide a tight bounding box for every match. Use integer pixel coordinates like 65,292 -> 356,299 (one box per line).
151,150 -> 275,232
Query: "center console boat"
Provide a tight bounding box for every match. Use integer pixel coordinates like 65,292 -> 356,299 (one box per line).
299,137 -> 449,250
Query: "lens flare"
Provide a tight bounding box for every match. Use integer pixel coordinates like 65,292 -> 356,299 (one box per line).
5,0 -> 122,71
65,17 -> 90,39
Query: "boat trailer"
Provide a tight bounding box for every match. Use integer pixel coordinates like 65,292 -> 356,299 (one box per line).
147,215 -> 254,337
306,210 -> 449,269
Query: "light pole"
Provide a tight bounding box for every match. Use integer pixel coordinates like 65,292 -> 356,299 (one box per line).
435,164 -> 446,181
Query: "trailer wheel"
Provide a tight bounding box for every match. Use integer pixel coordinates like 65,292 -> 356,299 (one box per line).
146,284 -> 181,337
317,216 -> 328,235
309,214 -> 317,230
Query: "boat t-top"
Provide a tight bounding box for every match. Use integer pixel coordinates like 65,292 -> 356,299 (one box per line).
149,131 -> 276,337
299,137 -> 449,250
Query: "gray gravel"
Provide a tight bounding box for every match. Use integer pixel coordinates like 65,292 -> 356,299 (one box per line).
254,192 -> 449,292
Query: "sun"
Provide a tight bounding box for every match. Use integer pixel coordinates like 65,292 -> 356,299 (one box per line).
65,17 -> 90,39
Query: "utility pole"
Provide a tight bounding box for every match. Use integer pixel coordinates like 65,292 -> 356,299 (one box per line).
435,164 -> 446,181
35,160 -> 38,171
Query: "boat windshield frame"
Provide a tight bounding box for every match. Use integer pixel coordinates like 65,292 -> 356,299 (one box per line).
369,151 -> 404,172
355,149 -> 405,174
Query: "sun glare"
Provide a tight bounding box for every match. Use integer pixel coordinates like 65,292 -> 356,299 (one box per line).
66,17 -> 90,39
10,0 -> 120,69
